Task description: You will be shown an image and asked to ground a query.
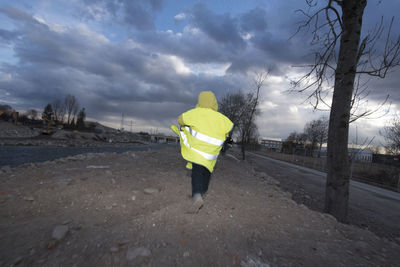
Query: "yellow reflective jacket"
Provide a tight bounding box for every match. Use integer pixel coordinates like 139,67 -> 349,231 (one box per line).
171,91 -> 233,173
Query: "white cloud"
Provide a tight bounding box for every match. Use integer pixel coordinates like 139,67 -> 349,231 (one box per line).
174,12 -> 186,20
187,62 -> 230,76
163,55 -> 191,75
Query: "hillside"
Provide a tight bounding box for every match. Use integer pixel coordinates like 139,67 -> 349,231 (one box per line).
0,121 -> 148,146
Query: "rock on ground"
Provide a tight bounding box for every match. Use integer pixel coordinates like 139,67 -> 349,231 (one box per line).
52,225 -> 69,241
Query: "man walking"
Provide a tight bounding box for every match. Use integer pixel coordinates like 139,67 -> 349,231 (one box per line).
171,91 -> 233,213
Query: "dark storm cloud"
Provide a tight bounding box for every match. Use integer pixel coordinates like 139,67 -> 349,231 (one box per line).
134,29 -> 232,64
188,3 -> 246,51
0,5 -> 247,123
132,4 -> 310,74
0,29 -> 20,43
239,7 -> 268,33
81,0 -> 163,30
0,6 -> 38,25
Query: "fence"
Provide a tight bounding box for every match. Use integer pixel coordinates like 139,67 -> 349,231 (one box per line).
251,148 -> 400,192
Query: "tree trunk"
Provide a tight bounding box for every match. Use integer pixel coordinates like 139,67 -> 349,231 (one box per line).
318,141 -> 322,158
324,0 -> 367,223
241,138 -> 246,160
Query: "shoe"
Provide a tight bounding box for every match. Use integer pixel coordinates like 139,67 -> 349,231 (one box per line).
186,194 -> 204,214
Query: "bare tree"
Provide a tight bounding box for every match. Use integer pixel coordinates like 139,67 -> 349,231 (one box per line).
42,103 -> 53,123
304,117 -> 329,157
282,131 -> 307,154
219,91 -> 247,134
304,120 -> 320,156
76,108 -> 86,130
219,91 -> 255,153
239,71 -> 268,159
293,0 -> 400,222
380,115 -> 400,155
219,71 -> 268,160
52,99 -> 65,123
64,94 -> 79,125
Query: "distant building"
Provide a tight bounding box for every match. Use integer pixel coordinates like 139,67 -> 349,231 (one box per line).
348,148 -> 373,162
260,138 -> 282,151
150,134 -> 179,144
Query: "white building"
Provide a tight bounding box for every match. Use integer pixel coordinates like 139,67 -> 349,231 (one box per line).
260,138 -> 283,151
319,146 -> 373,162
348,148 -> 373,162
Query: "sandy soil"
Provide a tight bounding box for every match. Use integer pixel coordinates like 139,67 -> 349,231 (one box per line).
0,148 -> 399,266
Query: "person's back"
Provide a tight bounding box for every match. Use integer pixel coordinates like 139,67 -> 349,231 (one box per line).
171,91 -> 233,213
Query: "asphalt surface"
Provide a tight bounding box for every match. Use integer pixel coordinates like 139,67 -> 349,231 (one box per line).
246,151 -> 400,241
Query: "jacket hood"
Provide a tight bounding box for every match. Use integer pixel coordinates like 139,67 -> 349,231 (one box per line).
196,91 -> 218,111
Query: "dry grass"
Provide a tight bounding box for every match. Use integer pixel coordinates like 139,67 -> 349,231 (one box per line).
253,149 -> 400,191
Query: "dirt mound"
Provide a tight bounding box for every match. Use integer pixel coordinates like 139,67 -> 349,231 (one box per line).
0,148 -> 399,266
0,121 -> 40,138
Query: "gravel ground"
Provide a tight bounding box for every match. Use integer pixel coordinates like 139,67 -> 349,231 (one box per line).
0,148 -> 399,266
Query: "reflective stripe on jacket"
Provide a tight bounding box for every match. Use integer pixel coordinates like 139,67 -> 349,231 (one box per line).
173,107 -> 233,173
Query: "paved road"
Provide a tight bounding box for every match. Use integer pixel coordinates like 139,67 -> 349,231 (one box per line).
247,152 -> 400,241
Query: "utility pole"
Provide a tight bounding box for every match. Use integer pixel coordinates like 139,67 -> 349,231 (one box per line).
130,120 -> 133,132
120,113 -> 124,131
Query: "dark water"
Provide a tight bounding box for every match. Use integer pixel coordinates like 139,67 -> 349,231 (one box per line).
0,144 -> 176,167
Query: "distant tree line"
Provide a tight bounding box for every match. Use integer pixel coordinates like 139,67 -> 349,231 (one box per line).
380,115 -> 400,155
3,94 -> 87,131
282,117 -> 329,157
41,94 -> 86,130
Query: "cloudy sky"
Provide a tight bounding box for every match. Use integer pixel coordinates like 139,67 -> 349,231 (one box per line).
0,0 -> 399,145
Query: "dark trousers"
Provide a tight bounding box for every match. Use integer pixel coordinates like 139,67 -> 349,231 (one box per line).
191,163 -> 211,196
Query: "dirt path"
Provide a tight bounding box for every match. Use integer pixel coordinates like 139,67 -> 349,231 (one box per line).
1,148 -> 399,266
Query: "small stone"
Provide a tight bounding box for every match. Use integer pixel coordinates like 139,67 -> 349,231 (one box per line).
57,178 -> 73,186
111,178 -> 116,184
126,247 -> 151,261
86,165 -> 110,169
23,196 -> 34,201
110,247 -> 119,252
144,188 -> 159,195
131,196 -> 136,201
355,240 -> 369,251
257,172 -> 268,179
14,256 -> 23,265
47,240 -> 57,250
1,165 -> 12,173
114,255 -> 120,263
37,258 -> 47,264
240,256 -> 269,267
52,225 -> 69,240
